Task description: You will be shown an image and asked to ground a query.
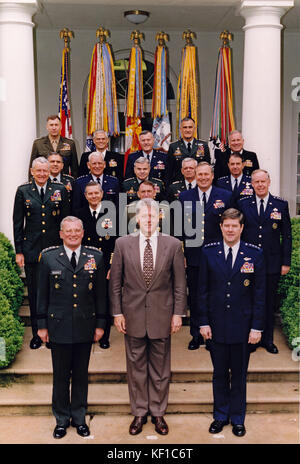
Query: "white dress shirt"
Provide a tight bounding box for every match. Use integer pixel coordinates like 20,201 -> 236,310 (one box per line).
139,230 -> 158,271
198,185 -> 212,205
185,179 -> 196,189
89,203 -> 102,219
50,174 -> 61,182
64,245 -> 81,265
255,193 -> 269,214
223,240 -> 240,268
91,173 -> 104,185
230,174 -> 243,190
35,182 -> 48,195
142,150 -> 153,163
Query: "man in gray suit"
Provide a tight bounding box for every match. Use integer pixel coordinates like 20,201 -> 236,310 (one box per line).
109,198 -> 187,436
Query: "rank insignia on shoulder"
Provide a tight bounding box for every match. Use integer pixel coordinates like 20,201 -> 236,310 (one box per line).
41,246 -> 60,254
245,243 -> 261,250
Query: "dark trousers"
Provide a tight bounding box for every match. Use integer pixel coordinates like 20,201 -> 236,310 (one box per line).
102,279 -> 111,343
209,341 -> 251,425
262,273 -> 280,345
125,334 -> 171,417
51,342 -> 92,426
186,265 -> 203,341
24,263 -> 38,337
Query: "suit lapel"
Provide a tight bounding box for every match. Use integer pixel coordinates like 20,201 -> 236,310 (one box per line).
128,234 -> 146,287
29,182 -> 42,204
216,243 -> 228,278
44,179 -> 53,204
148,234 -> 167,289
231,244 -> 246,277
56,247 -> 74,273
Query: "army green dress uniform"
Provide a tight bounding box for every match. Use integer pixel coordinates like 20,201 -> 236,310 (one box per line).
165,138 -> 210,186
13,179 -> 70,338
122,177 -> 165,204
30,135 -> 78,178
36,245 -> 107,427
167,179 -> 192,202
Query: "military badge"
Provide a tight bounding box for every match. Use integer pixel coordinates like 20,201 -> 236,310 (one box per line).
272,223 -> 278,229
270,209 -> 281,220
213,199 -> 225,209
88,282 -> 93,290
101,218 -> 113,229
154,161 -> 165,170
196,144 -> 204,157
51,190 -> 62,202
174,147 -> 182,156
244,279 -> 250,287
240,183 -> 253,196
240,262 -> 254,273
109,159 -> 117,167
55,283 -> 60,289
65,182 -> 72,191
84,257 -> 97,271
244,160 -> 253,167
61,143 -> 71,151
52,211 -> 56,216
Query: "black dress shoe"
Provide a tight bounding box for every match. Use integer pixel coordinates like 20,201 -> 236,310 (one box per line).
209,419 -> 229,434
232,424 -> 246,437
188,337 -> 200,350
30,336 -> 42,350
129,415 -> 147,435
151,416 -> 169,435
71,422 -> 90,437
261,342 -> 279,354
99,340 -> 110,349
53,425 -> 68,439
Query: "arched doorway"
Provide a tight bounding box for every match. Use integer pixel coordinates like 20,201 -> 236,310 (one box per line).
82,49 -> 177,153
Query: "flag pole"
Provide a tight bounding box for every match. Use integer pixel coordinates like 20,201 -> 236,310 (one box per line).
58,28 -> 74,139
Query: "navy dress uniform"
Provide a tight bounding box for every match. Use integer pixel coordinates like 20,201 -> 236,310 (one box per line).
122,177 -> 165,204
78,150 -> 124,181
13,179 -> 70,339
30,135 -> 78,178
124,150 -> 167,184
51,173 -> 74,207
216,174 -> 253,207
77,205 -> 117,347
72,174 -> 119,214
214,148 -> 259,181
165,138 -> 210,186
179,186 -> 232,342
197,241 -> 265,426
237,194 -> 292,347
36,245 -> 107,427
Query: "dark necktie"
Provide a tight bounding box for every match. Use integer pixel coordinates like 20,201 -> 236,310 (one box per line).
71,251 -> 77,269
233,178 -> 238,194
96,177 -> 101,185
53,177 -> 57,182
202,192 -> 207,208
226,247 -> 233,271
188,182 -> 192,190
259,199 -> 264,219
92,210 -> 97,221
40,187 -> 44,202
146,154 -> 150,161
143,239 -> 153,287
187,142 -> 191,153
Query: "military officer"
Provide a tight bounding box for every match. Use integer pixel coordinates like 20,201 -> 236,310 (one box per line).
166,157 -> 197,202
179,162 -> 232,350
165,117 -> 210,186
37,216 -> 107,439
47,152 -> 74,205
29,114 -> 78,178
122,157 -> 165,204
124,130 -> 167,183
216,153 -> 253,207
237,169 -> 292,354
213,130 -> 259,181
13,157 -> 70,349
124,181 -> 171,236
77,181 -> 117,349
78,130 -> 124,180
198,208 -> 265,437
72,152 -> 119,214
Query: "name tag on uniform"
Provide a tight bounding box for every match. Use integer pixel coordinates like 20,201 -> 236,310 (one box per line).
51,270 -> 62,275
240,262 -> 254,273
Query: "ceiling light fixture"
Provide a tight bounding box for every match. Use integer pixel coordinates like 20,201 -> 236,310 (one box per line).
124,10 -> 150,25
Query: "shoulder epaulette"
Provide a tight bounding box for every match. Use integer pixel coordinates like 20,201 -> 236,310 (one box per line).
106,174 -> 118,179
171,181 -> 182,185
272,195 -> 286,202
151,177 -> 162,183
245,243 -> 261,251
197,139 -> 207,144
63,174 -> 74,180
51,180 -> 64,185
123,177 -> 135,183
239,195 -> 253,201
204,242 -> 220,248
19,181 -> 32,187
84,245 -> 101,253
76,175 -> 89,180
41,246 -> 59,254
218,176 -> 228,180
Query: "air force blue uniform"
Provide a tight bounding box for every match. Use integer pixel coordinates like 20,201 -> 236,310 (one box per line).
237,193 -> 292,345
216,174 -> 253,207
179,186 -> 232,339
124,150 -> 167,183
197,241 -> 265,425
72,174 -> 119,214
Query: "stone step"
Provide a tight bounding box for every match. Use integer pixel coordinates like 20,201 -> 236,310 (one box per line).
0,413 -> 298,444
0,381 -> 298,416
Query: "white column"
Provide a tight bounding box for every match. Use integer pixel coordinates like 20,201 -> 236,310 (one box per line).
239,0 -> 294,195
0,0 -> 38,242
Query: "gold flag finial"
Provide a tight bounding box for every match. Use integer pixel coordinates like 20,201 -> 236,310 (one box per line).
130,30 -> 144,46
182,30 -> 196,46
59,28 -> 74,51
155,31 -> 169,47
96,27 -> 110,44
220,30 -> 233,47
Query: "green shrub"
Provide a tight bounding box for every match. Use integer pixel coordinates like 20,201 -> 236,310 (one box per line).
278,217 -> 300,349
0,294 -> 24,369
0,233 -> 24,368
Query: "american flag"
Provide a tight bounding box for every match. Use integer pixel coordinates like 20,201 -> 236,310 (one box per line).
59,48 -> 72,138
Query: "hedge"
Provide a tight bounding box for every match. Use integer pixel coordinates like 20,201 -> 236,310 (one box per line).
0,233 -> 24,368
278,217 -> 300,349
